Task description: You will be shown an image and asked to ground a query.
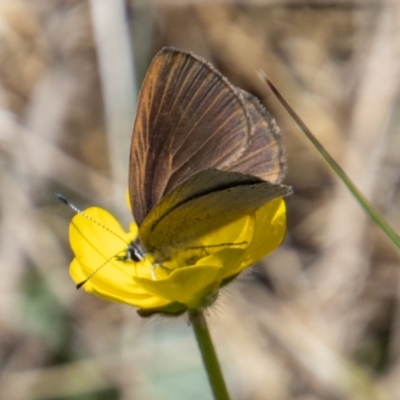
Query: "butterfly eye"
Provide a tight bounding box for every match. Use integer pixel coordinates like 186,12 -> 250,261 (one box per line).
125,242 -> 145,262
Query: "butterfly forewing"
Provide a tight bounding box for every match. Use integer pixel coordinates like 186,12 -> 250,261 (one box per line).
227,90 -> 286,183
130,48 -> 252,224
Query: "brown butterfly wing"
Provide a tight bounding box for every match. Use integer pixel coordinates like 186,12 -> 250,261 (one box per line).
227,90 -> 286,184
129,47 -> 251,224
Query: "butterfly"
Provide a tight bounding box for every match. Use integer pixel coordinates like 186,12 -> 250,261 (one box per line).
126,47 -> 290,263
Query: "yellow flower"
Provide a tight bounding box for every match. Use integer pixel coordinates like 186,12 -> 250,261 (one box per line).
69,198 -> 286,316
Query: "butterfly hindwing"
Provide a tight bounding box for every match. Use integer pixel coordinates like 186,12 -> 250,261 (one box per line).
228,90 -> 286,183
139,169 -> 291,256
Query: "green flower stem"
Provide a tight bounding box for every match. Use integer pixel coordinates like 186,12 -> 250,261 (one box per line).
189,309 -> 231,400
263,72 -> 400,250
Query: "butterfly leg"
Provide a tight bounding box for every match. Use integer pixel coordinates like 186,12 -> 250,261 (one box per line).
151,263 -> 157,280
186,241 -> 248,251
150,262 -> 174,280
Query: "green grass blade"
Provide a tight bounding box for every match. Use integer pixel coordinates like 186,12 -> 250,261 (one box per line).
262,71 -> 400,250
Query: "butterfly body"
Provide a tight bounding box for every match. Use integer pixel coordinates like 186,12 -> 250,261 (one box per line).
128,47 -> 290,262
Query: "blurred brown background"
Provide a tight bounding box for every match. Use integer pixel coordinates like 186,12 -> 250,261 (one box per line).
1,0 -> 400,399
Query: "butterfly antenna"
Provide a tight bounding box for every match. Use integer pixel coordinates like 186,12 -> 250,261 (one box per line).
76,251 -> 124,289
57,193 -> 83,214
56,193 -> 129,245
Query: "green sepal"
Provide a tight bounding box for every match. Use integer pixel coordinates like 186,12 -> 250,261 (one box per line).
137,301 -> 187,317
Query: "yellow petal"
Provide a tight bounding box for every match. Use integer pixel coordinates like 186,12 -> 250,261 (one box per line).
232,197 -> 286,276
198,213 -> 254,248
70,207 -> 137,260
69,207 -> 169,309
133,264 -> 224,309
